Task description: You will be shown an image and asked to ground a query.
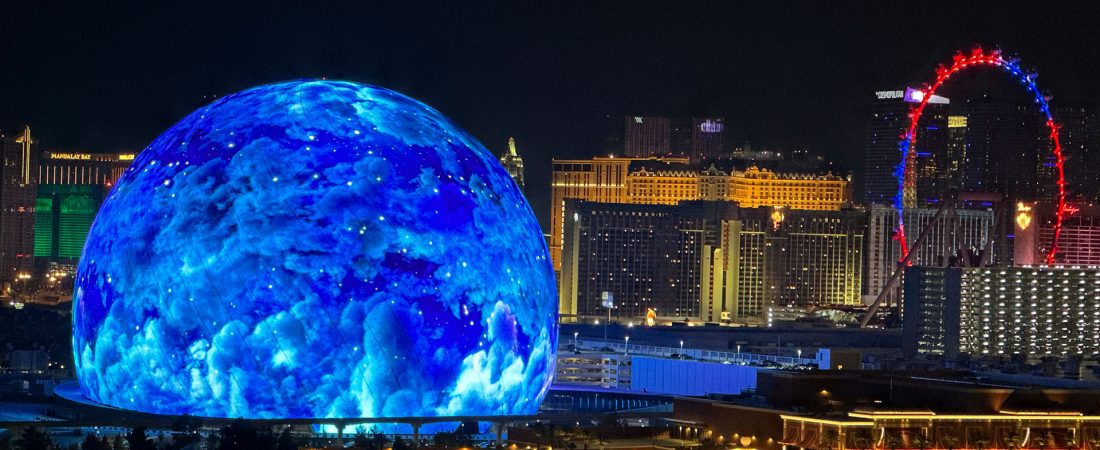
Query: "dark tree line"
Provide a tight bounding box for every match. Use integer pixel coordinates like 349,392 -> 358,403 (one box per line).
0,421 -> 303,450
214,420 -> 298,450
0,421 -> 490,450
353,428 -> 392,450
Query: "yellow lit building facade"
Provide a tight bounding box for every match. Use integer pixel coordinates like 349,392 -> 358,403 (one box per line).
550,157 -> 851,271
781,409 -> 1100,450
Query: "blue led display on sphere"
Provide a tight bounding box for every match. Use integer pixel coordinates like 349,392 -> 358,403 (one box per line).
73,80 -> 558,419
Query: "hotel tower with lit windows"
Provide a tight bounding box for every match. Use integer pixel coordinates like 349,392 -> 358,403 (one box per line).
904,265 -> 1100,358
559,199 -> 865,325
34,151 -> 134,274
549,157 -> 852,272
0,127 -> 38,292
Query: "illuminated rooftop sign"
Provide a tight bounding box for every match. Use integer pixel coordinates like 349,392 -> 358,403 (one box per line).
45,152 -> 137,162
49,153 -> 92,160
875,88 -> 949,104
699,119 -> 723,133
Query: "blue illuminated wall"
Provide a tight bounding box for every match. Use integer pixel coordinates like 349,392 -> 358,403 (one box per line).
72,80 -> 558,419
629,357 -> 757,396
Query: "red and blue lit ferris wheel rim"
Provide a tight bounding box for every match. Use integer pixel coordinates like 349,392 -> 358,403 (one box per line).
894,48 -> 1066,265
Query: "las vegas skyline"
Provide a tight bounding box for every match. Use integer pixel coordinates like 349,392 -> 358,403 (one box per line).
4,1 -> 1100,231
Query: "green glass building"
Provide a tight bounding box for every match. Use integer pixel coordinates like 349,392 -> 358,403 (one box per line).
34,184 -> 104,260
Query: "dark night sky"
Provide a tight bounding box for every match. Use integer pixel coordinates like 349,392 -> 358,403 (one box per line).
3,1 -> 1100,231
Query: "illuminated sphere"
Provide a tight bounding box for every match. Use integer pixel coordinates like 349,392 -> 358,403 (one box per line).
72,80 -> 558,419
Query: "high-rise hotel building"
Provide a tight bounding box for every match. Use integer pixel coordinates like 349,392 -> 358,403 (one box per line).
560,200 -> 865,324
618,116 -> 727,159
0,127 -> 38,291
35,151 -> 134,265
550,157 -> 851,271
865,204 -> 995,305
1014,201 -> 1100,267
864,88 -> 949,206
1053,105 -> 1100,202
38,151 -> 133,186
559,200 -> 735,320
498,137 -> 525,192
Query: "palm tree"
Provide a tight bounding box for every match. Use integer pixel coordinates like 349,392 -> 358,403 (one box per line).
367,429 -> 390,450
353,426 -> 371,448
125,426 -> 156,450
1038,431 -> 1056,450
1034,432 -> 1050,450
941,433 -> 959,450
970,432 -> 989,450
81,434 -> 110,450
912,433 -> 930,450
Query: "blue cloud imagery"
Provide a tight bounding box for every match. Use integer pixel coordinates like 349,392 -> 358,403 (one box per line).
72,80 -> 558,419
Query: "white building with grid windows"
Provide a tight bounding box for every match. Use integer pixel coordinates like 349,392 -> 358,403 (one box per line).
904,265 -> 1100,357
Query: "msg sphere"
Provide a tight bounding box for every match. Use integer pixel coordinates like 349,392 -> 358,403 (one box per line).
72,80 -> 558,419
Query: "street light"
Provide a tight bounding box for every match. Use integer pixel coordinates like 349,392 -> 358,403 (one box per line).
574,332 -> 579,351
624,336 -> 630,355
736,344 -> 741,363
679,340 -> 684,358
797,348 -> 802,362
